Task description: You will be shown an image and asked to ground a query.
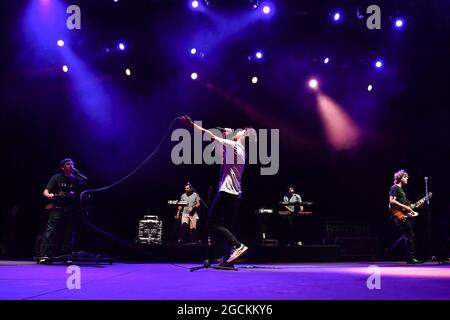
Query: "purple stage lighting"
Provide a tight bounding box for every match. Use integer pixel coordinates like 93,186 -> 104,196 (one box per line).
252,77 -> 258,84
262,6 -> 271,14
125,68 -> 131,76
190,48 -> 197,55
395,19 -> 404,28
324,57 -> 330,64
118,43 -> 125,51
62,65 -> 69,73
191,1 -> 199,9
191,72 -> 198,80
375,60 -> 383,68
333,12 -> 341,21
57,40 -> 64,47
309,79 -> 318,90
368,84 -> 373,91
255,51 -> 263,59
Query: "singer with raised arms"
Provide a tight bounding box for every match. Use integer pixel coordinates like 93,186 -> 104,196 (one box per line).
38,158 -> 86,264
180,116 -> 257,265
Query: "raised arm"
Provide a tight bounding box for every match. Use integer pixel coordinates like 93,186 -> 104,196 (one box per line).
180,115 -> 223,142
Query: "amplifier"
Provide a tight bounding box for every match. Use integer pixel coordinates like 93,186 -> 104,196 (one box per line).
326,221 -> 370,239
335,237 -> 379,258
143,215 -> 159,221
137,216 -> 163,244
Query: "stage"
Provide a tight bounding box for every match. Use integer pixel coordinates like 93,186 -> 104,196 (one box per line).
1,260 -> 449,300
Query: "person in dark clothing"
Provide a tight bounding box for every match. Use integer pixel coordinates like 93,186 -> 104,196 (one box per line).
38,158 -> 85,263
388,169 -> 422,264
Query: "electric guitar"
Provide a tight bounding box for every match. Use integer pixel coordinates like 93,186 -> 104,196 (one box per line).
390,192 -> 432,221
44,191 -> 76,210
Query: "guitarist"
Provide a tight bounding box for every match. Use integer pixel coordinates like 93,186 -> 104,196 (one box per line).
38,158 -> 85,263
388,169 -> 421,264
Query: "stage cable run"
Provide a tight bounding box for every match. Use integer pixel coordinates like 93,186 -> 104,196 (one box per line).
76,116 -> 191,269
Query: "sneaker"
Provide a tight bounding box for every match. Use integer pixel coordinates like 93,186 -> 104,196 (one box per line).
37,256 -> 49,264
407,258 -> 422,264
227,244 -> 248,263
216,258 -> 235,268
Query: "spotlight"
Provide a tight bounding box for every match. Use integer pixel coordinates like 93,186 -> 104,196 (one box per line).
62,65 -> 69,73
190,48 -> 197,55
333,11 -> 341,21
375,60 -> 383,68
324,57 -> 330,64
125,68 -> 131,76
395,19 -> 404,28
367,84 -> 373,91
191,1 -> 199,8
255,51 -> 263,59
262,5 -> 271,14
118,43 -> 126,51
57,40 -> 64,47
308,79 -> 318,89
191,72 -> 198,80
251,76 -> 258,84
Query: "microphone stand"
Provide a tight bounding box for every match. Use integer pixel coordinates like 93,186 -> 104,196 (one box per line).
425,177 -> 432,262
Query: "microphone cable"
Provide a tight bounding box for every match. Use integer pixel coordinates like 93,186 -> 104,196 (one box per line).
77,116 -> 193,269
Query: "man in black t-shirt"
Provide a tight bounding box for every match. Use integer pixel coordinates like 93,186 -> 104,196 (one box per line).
38,158 -> 84,263
388,169 -> 421,264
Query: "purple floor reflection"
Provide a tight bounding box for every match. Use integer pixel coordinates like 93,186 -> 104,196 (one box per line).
1,260 -> 449,300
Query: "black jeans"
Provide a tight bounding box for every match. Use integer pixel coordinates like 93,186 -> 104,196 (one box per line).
394,219 -> 416,261
207,191 -> 241,259
40,208 -> 77,257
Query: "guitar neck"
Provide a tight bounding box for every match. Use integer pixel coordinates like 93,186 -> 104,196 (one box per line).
412,195 -> 430,209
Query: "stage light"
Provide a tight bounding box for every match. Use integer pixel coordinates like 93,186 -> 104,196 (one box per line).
113,0 -> 119,2
395,19 -> 404,28
317,93 -> 360,150
62,65 -> 69,73
252,76 -> 258,84
191,1 -> 199,9
333,12 -> 341,21
255,51 -> 263,59
368,84 -> 373,91
191,72 -> 198,80
190,48 -> 197,55
57,40 -> 64,47
118,43 -> 125,51
125,68 -> 131,76
324,57 -> 330,64
309,79 -> 318,89
262,5 -> 271,14
375,60 -> 383,68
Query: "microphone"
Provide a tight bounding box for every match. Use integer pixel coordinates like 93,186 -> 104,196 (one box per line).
73,168 -> 88,180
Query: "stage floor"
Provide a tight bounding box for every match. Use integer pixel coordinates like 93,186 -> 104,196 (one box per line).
1,260 -> 449,300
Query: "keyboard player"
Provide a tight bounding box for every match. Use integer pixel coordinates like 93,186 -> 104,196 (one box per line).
283,185 -> 304,213
282,185 -> 303,246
